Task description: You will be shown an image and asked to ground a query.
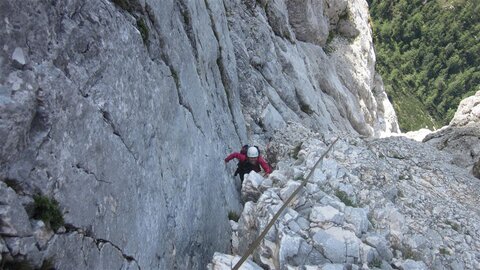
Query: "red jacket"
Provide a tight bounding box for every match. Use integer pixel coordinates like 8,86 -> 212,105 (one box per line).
225,152 -> 272,174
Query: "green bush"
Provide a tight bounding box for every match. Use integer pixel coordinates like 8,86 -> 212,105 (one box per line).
228,211 -> 240,222
335,190 -> 355,207
439,247 -> 451,255
33,195 -> 64,231
136,18 -> 149,44
300,103 -> 314,115
112,0 -> 133,12
368,258 -> 382,268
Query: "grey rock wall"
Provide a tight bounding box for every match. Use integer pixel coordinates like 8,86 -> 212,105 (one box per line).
0,0 -> 398,269
1,1 -> 242,268
226,0 -> 399,141
423,91 -> 480,177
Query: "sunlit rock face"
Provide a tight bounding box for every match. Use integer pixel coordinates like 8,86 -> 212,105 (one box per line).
227,0 -> 399,140
212,122 -> 480,269
0,0 -> 398,268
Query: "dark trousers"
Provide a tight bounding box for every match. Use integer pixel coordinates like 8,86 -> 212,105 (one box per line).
234,162 -> 260,182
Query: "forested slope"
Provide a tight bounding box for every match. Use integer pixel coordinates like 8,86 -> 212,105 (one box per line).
369,0 -> 480,131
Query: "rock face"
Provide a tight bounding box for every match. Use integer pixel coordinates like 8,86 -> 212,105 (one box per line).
449,91 -> 480,127
211,123 -> 480,269
228,0 -> 399,140
423,91 -> 480,177
0,0 -> 398,268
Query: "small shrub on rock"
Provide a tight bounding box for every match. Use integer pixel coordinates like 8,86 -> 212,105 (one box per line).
228,211 -> 240,222
335,190 -> 355,207
290,143 -> 302,159
33,195 -> 64,231
439,247 -> 451,255
112,0 -> 133,12
136,18 -> 149,44
473,159 -> 480,179
368,258 -> 382,268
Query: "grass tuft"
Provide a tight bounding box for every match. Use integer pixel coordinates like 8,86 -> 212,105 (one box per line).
136,18 -> 149,45
291,143 -> 303,159
33,195 -> 64,231
439,247 -> 451,255
228,211 -> 240,222
300,103 -> 314,115
368,258 -> 382,268
335,190 -> 355,207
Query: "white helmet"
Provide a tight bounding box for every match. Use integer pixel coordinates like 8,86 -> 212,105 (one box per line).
247,146 -> 259,158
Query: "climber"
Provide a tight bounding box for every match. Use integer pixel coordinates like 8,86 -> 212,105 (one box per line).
225,145 -> 272,181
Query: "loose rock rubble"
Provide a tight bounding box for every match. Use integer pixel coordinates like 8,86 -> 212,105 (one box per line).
210,124 -> 480,269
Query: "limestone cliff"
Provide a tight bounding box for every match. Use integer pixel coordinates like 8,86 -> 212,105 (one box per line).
0,0 -> 398,269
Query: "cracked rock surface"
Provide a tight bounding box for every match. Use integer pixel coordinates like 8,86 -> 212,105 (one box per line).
1,0 -> 399,268
423,90 -> 480,177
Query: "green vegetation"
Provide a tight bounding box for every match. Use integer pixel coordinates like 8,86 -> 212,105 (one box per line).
324,31 -> 337,54
368,214 -> 376,228
326,30 -> 336,45
439,247 -> 451,255
368,258 -> 383,268
1,258 -> 55,270
170,67 -> 180,89
300,103 -> 314,115
112,0 -> 134,12
228,211 -> 240,222
391,242 -> 421,260
291,142 -> 303,159
402,246 -> 420,260
40,259 -> 56,270
1,260 -> 33,270
112,0 -> 149,45
33,195 -> 64,231
294,174 -> 304,181
335,190 -> 355,207
136,18 -> 149,44
369,0 -> 480,131
445,220 -> 461,231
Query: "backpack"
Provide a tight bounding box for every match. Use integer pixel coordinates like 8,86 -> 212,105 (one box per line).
240,145 -> 249,155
